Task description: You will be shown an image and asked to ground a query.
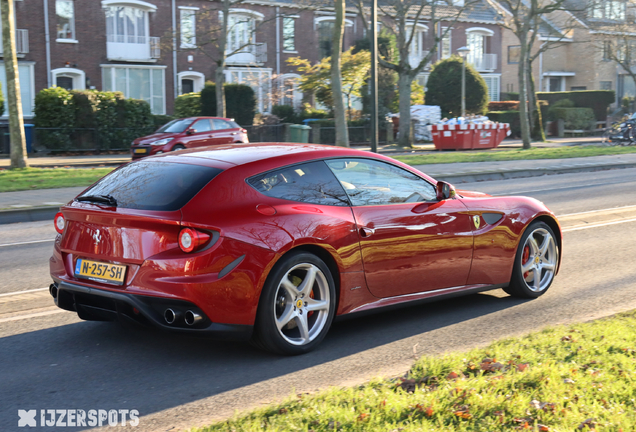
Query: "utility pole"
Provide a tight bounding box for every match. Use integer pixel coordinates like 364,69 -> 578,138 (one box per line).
1,0 -> 27,168
369,0 -> 378,153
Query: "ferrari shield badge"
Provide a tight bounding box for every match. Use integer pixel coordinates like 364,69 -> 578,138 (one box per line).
473,215 -> 481,229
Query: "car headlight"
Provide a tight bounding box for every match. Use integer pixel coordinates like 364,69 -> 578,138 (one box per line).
150,138 -> 174,146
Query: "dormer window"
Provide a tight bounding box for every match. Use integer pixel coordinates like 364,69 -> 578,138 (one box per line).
589,0 -> 625,20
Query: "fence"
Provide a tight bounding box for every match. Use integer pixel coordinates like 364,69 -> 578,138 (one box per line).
313,125 -> 389,146
33,127 -> 156,152
243,124 -> 285,143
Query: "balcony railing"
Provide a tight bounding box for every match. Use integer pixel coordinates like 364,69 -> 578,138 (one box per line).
468,53 -> 497,71
150,37 -> 160,59
226,42 -> 267,65
106,34 -> 160,62
0,29 -> 29,55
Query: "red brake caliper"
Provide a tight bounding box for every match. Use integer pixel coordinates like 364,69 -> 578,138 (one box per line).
522,245 -> 530,278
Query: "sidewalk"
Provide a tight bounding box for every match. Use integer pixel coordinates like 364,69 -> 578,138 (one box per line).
1,136 -> 633,224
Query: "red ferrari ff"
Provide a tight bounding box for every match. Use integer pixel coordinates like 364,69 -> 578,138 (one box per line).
49,144 -> 561,355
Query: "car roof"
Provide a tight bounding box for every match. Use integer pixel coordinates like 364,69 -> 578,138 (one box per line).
154,143 -> 376,167
182,116 -> 235,122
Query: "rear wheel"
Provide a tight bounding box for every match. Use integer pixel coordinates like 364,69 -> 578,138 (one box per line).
504,221 -> 559,298
252,251 -> 336,355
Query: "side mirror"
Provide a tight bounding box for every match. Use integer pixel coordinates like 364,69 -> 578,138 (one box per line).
185,128 -> 195,135
436,181 -> 456,201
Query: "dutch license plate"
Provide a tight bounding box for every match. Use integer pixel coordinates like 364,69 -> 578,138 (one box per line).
74,259 -> 127,285
134,148 -> 147,154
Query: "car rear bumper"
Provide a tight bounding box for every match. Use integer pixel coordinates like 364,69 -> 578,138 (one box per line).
50,279 -> 253,341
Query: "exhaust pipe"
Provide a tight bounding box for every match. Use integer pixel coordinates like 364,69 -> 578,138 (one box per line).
49,284 -> 58,299
164,308 -> 181,325
184,310 -> 202,326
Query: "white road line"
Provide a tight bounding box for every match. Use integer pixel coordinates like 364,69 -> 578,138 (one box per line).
491,179 -> 636,196
0,239 -> 55,248
0,309 -> 65,323
563,217 -> 636,232
0,287 -> 49,297
559,204 -> 636,218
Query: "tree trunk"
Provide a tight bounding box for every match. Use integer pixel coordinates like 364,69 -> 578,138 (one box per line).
397,73 -> 413,147
517,37 -> 531,149
527,70 -> 545,141
331,0 -> 349,147
215,64 -> 226,118
1,0 -> 27,168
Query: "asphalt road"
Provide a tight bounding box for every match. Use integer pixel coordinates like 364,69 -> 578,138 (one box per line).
1,168 -> 636,431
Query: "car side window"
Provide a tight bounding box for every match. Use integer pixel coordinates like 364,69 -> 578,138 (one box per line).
212,119 -> 233,130
247,161 -> 350,206
325,158 -> 436,206
191,119 -> 212,133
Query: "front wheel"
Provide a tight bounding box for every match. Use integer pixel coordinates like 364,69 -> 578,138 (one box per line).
171,144 -> 186,151
252,252 -> 336,355
504,221 -> 559,298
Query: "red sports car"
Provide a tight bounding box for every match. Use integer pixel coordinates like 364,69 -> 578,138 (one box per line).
49,144 -> 561,355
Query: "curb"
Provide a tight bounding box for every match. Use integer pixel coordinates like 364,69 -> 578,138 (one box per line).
432,161 -> 636,184
0,206 -> 60,225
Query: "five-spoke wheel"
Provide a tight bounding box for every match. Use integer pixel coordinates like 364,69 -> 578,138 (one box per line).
505,221 -> 559,298
252,252 -> 335,355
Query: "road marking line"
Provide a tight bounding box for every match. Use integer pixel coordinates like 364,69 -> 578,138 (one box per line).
491,179 -> 636,196
563,217 -> 636,232
558,204 -> 636,217
0,287 -> 49,297
0,239 -> 55,248
0,309 -> 64,323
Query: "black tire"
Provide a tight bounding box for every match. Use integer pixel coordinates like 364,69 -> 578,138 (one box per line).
252,251 -> 336,355
171,144 -> 186,151
504,221 -> 559,299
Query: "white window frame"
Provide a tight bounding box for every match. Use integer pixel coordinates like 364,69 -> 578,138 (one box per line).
224,67 -> 272,113
480,74 -> 500,102
406,23 -> 428,59
101,0 -> 156,11
51,67 -> 86,90
177,70 -> 205,95
0,61 -> 35,118
179,7 -> 197,49
220,9 -> 264,55
55,0 -> 77,43
282,16 -> 297,53
101,64 -> 166,114
278,73 -> 302,109
440,27 -> 452,59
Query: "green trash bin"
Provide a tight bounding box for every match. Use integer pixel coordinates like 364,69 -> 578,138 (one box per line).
288,124 -> 311,143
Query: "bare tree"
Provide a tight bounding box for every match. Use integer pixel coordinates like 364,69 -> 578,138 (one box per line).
1,0 -> 27,168
354,0 -> 474,147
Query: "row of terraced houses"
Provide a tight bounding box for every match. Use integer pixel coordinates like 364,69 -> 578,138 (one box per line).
2,0 -> 635,119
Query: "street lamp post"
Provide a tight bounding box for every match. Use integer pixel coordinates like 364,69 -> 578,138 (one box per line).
457,46 -> 470,118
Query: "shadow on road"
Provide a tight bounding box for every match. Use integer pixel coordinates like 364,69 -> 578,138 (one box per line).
0,291 -> 526,429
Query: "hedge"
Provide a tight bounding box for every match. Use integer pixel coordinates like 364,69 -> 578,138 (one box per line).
200,82 -> 256,126
548,107 -> 595,130
537,90 -> 614,120
174,92 -> 201,118
489,101 -> 519,111
34,87 -> 75,149
487,109 -> 545,139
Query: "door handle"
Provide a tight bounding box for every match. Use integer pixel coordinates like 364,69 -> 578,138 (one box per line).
359,227 -> 375,238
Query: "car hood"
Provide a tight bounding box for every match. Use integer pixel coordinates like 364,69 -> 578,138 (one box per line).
134,132 -> 177,145
457,189 -> 492,198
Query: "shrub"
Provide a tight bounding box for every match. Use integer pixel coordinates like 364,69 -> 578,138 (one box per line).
34,87 -> 76,149
501,92 -> 519,101
549,107 -> 595,130
117,98 -> 155,146
151,114 -> 174,129
272,105 -> 296,123
426,56 -> 489,117
298,105 -> 330,122
200,82 -> 256,125
487,111 -> 521,138
489,101 -> 519,111
71,90 -> 123,150
537,91 -> 614,120
174,92 -> 201,118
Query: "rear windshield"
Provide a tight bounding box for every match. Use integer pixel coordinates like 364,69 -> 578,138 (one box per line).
78,161 -> 222,211
156,119 -> 192,133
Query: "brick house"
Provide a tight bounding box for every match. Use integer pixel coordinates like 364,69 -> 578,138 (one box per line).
2,0 -> 505,121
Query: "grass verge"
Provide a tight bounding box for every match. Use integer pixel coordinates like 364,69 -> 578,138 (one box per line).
394,145 -> 636,166
198,311 -> 636,431
0,167 -> 114,193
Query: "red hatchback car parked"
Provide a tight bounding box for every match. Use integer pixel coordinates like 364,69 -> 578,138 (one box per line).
50,144 -> 561,355
131,117 -> 248,159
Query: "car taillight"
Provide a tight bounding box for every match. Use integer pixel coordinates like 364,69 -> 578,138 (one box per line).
178,228 -> 210,253
54,212 -> 65,234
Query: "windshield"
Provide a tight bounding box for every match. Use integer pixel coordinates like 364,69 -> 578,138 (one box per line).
156,119 -> 193,133
78,161 -> 223,211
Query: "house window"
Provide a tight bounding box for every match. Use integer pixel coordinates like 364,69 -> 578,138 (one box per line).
51,67 -> 86,90
600,81 -> 612,90
571,86 -> 587,91
318,20 -> 334,58
549,77 -> 562,92
590,0 -> 625,20
102,66 -> 165,114
283,17 -> 295,52
407,25 -> 427,60
225,67 -> 272,113
441,28 -> 451,59
177,71 -> 205,95
482,75 -> 500,102
105,6 -> 148,44
279,74 -> 301,108
0,62 -> 34,117
181,79 -> 194,94
227,14 -> 255,54
602,41 -> 612,60
56,0 -> 75,41
508,45 -> 520,64
180,9 -> 196,48
467,32 -> 485,64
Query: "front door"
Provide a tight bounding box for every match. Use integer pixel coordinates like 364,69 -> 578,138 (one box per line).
325,158 -> 474,298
